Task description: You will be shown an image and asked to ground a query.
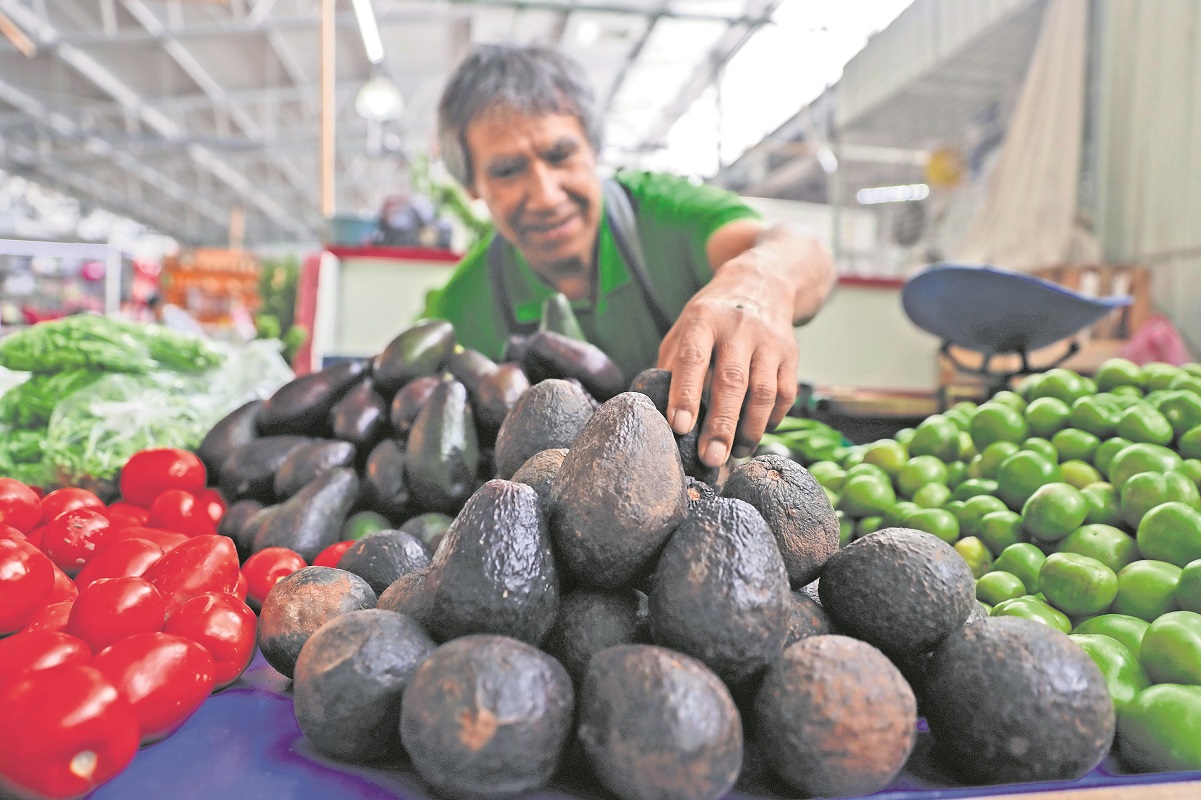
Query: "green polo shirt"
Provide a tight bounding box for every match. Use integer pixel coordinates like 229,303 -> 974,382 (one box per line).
422,170 -> 761,380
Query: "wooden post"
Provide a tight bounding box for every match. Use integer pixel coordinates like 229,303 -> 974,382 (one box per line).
320,0 -> 335,220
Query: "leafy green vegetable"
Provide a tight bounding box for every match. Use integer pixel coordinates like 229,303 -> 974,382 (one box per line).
0,315 -> 223,374
0,370 -> 103,428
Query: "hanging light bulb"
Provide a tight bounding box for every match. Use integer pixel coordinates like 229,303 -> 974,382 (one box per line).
355,75 -> 404,121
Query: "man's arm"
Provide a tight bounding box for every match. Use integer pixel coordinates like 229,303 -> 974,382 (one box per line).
657,218 -> 836,468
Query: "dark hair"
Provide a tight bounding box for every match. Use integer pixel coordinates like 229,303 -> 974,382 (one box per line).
437,44 -> 603,188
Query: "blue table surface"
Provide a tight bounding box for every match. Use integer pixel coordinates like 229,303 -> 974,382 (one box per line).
90,651 -> 1201,800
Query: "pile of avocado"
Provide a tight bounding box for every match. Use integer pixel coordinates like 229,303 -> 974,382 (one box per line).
198,317 -> 1143,799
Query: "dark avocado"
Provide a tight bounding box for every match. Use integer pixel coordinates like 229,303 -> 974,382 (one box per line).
258,359 -> 368,436
549,392 -> 687,588
510,448 -> 568,506
362,439 -> 414,521
924,616 -> 1115,784
520,330 -> 625,401
376,567 -> 433,628
272,439 -> 356,499
577,644 -> 742,800
753,635 -> 917,797
257,565 -> 377,678
398,512 -> 454,556
500,334 -> 529,364
389,375 -> 440,438
336,529 -> 430,595
446,345 -> 498,398
293,608 -> 435,763
785,589 -> 835,647
539,292 -> 587,341
721,454 -> 840,587
540,588 -> 649,684
650,496 -> 790,687
686,476 -> 716,504
372,319 -> 456,397
627,368 -> 718,483
219,435 -> 311,503
422,479 -> 559,645
818,527 -> 976,657
493,378 -> 594,479
197,399 -> 263,477
400,634 -> 574,800
404,377 -> 479,515
329,377 -> 390,452
218,498 -> 265,561
472,364 -> 530,446
250,467 -> 360,562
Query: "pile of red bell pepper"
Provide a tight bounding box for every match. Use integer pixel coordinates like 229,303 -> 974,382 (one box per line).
0,449 -> 259,800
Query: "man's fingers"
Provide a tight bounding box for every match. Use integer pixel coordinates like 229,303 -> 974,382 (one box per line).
732,355 -> 779,459
660,323 -> 714,436
698,343 -> 752,468
767,362 -> 798,432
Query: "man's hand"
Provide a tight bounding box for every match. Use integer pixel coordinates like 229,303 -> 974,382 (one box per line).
658,222 -> 835,469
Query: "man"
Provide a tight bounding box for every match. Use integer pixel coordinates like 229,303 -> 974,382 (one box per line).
424,44 -> 835,469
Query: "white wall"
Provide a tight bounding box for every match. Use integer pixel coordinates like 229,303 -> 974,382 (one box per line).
1094,0 -> 1201,354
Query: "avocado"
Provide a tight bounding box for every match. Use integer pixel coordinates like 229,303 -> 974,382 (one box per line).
404,377 -> 479,515
549,392 -> 687,588
501,334 -> 530,364
628,368 -> 719,483
389,375 -> 440,438
329,377 -> 389,452
272,439 -> 356,499
400,635 -> 574,799
376,567 -> 433,628
686,476 -> 716,504
540,292 -> 587,341
423,479 -> 559,645
650,496 -> 790,687
257,565 -> 377,678
197,398 -> 263,478
510,448 -> 567,506
217,498 -> 265,561
785,589 -> 835,647
753,635 -> 917,797
219,435 -> 311,503
520,330 -> 625,401
924,616 -> 1115,783
541,588 -> 649,684
472,364 -> 530,446
494,379 -> 595,479
577,644 -> 742,800
336,530 -> 430,595
721,454 -> 839,587
250,467 -> 360,562
258,359 -> 368,436
373,319 -> 456,397
446,345 -> 498,398
362,439 -> 414,522
398,512 -> 454,556
293,608 -> 435,763
819,527 -> 976,656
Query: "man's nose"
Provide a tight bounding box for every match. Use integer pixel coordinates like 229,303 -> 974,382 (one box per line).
525,162 -> 567,210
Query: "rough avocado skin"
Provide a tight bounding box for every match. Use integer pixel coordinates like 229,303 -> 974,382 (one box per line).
510,448 -> 568,505
549,392 -> 687,588
400,635 -> 574,800
628,368 -> 719,484
494,379 -> 595,479
404,377 -> 480,515
250,467 -> 360,562
541,588 -> 649,684
818,527 -> 976,656
650,496 -> 790,687
376,567 -> 433,629
422,480 -> 559,645
578,644 -> 743,800
924,616 -> 1116,784
293,609 -> 435,763
257,566 -> 377,678
721,454 -> 839,587
785,590 -> 835,647
754,635 -> 917,797
336,530 -> 431,595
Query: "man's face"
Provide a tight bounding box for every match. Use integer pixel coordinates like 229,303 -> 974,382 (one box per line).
464,108 -> 602,279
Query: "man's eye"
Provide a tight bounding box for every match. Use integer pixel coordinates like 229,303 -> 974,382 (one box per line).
546,150 -> 572,165
490,163 -> 523,179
